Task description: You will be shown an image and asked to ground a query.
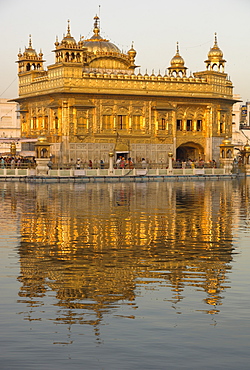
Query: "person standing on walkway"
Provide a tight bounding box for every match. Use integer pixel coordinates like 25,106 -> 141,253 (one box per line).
141,158 -> 147,169
76,158 -> 81,170
88,160 -> 93,169
116,156 -> 122,169
100,159 -> 104,169
1,157 -> 5,169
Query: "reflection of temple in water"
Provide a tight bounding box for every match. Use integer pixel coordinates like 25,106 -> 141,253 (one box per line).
1,179 -> 245,332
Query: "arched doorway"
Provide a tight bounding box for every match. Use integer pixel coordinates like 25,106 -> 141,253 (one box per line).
176,142 -> 204,162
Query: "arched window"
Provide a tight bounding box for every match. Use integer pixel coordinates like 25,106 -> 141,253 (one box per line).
176,119 -> 182,131
41,148 -> 48,158
197,120 -> 202,131
65,52 -> 69,62
33,117 -> 37,129
102,115 -> 112,130
132,115 -> 142,130
55,116 -> 59,130
44,116 -> 48,130
159,118 -> 166,130
117,115 -> 128,130
186,119 -> 192,131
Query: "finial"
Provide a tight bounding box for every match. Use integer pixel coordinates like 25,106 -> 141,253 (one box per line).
29,34 -> 32,48
67,19 -> 71,36
94,14 -> 99,28
214,32 -> 218,46
176,41 -> 179,54
54,35 -> 59,46
93,14 -> 100,35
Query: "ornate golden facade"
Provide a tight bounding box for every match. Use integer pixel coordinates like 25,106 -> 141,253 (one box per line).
15,17 -> 236,163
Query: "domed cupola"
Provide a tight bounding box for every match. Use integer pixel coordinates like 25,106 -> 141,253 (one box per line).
23,35 -> 38,58
60,20 -> 77,47
128,42 -> 137,65
205,33 -> 226,72
82,15 -> 138,73
17,35 -> 45,73
83,15 -> 121,53
53,20 -> 87,64
168,42 -> 187,77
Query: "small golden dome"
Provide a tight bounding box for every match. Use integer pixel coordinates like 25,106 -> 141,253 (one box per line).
24,35 -> 37,57
54,36 -> 59,47
61,20 -> 76,46
128,42 -> 136,58
37,136 -> 47,143
208,33 -> 223,60
171,42 -> 185,67
244,142 -> 250,152
222,137 -> 231,145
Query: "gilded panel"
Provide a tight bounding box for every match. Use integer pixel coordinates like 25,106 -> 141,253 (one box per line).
102,107 -> 113,115
117,106 -> 129,115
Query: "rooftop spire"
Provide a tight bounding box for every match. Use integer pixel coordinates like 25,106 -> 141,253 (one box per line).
176,41 -> 179,54
214,32 -> 218,46
29,34 -> 32,48
67,19 -> 71,37
93,15 -> 100,36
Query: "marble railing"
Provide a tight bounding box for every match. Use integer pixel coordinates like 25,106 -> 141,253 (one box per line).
0,167 -> 227,178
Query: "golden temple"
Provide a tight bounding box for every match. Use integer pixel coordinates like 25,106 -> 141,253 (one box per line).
14,16 -> 237,164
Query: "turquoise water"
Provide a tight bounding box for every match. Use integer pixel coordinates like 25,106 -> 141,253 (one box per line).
0,180 -> 249,369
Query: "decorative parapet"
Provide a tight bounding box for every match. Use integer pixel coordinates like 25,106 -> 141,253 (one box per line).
18,70 -> 233,100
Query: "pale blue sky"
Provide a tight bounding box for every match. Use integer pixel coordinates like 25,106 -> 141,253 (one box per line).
1,0 -> 250,102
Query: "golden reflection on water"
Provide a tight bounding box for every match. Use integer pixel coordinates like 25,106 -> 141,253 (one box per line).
1,180 -> 245,329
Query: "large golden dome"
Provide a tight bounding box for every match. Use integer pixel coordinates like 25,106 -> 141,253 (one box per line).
83,16 -> 121,54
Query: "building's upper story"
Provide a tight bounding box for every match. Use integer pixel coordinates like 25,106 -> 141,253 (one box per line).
16,16 -> 234,102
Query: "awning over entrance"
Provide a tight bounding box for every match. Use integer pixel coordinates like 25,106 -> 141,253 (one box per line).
115,142 -> 129,152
